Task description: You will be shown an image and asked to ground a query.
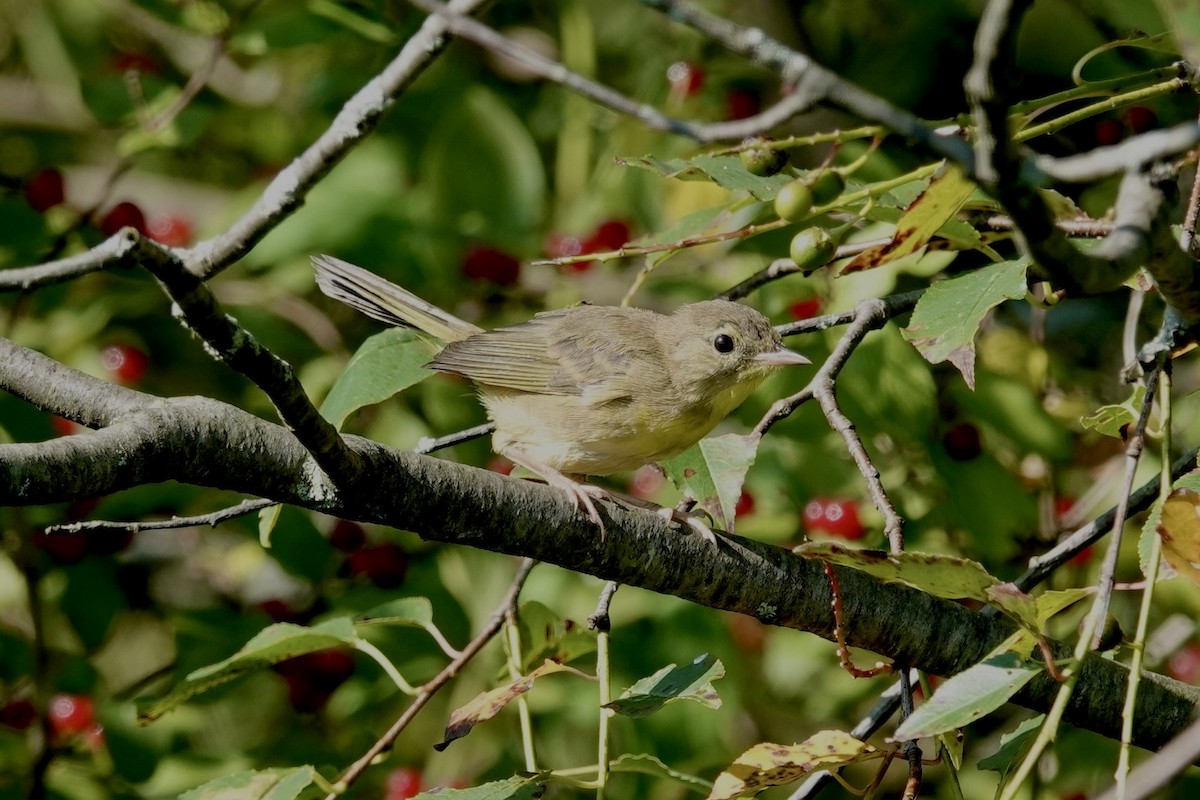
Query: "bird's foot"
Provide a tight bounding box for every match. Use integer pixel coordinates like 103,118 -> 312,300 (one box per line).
654,506 -> 719,545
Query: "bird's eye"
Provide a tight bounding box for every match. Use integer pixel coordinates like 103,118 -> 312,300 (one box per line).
713,333 -> 735,354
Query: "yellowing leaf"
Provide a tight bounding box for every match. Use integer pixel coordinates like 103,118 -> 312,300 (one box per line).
707,730 -> 877,800
1157,488 -> 1200,585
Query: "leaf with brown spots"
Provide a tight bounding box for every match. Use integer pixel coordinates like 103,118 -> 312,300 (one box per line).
436,660 -> 571,750
1157,488 -> 1200,585
662,434 -> 760,532
706,730 -> 878,800
841,164 -> 978,274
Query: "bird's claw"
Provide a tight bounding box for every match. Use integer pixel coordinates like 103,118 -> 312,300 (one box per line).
655,506 -> 719,545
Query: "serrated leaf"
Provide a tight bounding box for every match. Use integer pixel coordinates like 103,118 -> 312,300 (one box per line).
616,154 -> 793,200
1156,488 -> 1200,585
515,601 -> 596,671
893,654 -> 1041,740
437,661 -> 569,750
978,715 -> 1044,774
139,619 -> 358,721
842,165 -> 978,273
177,766 -> 315,800
320,328 -> 432,429
706,730 -> 876,800
901,259 -> 1029,389
609,753 -> 712,793
412,775 -> 546,800
605,653 -> 723,718
356,597 -> 435,628
662,433 -> 760,532
1081,385 -> 1146,438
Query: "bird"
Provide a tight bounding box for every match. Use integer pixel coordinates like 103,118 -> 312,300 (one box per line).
312,254 -> 810,540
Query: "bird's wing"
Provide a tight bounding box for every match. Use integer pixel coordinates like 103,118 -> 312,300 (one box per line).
429,308 -> 660,401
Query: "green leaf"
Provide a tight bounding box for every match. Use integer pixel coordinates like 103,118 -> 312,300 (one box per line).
901,259 -> 1029,389
1081,385 -> 1146,439
356,597 -> 435,628
978,714 -> 1044,774
515,601 -> 597,671
257,502 -> 281,548
893,654 -> 1041,740
139,619 -> 358,721
1154,0 -> 1200,65
62,559 -> 126,650
608,753 -> 712,794
1154,487 -> 1200,585
616,154 -> 793,200
662,433 -> 760,532
320,328 -> 432,429
177,766 -> 316,800
605,653 -> 724,718
412,775 -> 546,799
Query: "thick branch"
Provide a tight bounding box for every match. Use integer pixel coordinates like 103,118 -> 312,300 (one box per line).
1,337 -> 1197,752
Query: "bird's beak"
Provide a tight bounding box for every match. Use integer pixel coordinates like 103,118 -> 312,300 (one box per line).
755,346 -> 811,367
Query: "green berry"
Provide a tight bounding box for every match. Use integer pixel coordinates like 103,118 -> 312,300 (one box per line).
739,145 -> 789,177
809,171 -> 845,205
774,180 -> 814,223
789,228 -> 838,272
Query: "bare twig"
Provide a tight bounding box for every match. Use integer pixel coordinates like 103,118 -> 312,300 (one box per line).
44,498 -> 275,535
415,422 -> 496,455
326,558 -> 537,798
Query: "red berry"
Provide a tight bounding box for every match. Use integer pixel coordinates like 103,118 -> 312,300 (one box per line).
347,543 -> 408,589
258,598 -> 303,622
629,464 -> 665,499
802,497 -> 865,540
385,767 -> 424,800
788,298 -> 823,320
32,529 -> 89,564
1054,496 -> 1076,519
109,53 -> 160,75
1168,643 -> 1200,684
0,699 -> 37,731
48,694 -> 96,738
544,232 -> 593,272
24,169 -> 65,212
1093,119 -> 1124,147
274,649 -> 356,713
101,344 -> 148,385
726,89 -> 761,120
88,528 -> 134,555
942,422 -> 982,461
329,519 -> 366,552
51,416 -> 83,436
486,457 -> 515,475
462,245 -> 520,286
147,214 -> 193,247
735,491 -> 756,517
1068,545 -> 1094,566
725,613 -> 766,654
100,201 -> 147,237
667,61 -> 704,97
589,219 -> 631,251
1122,105 -> 1157,134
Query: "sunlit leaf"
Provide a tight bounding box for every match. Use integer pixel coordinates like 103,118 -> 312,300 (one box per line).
901,259 -> 1029,388
707,730 -> 876,800
662,433 -> 760,532
437,661 -> 570,750
616,154 -> 793,200
893,653 -> 1041,740
606,653 -> 724,718
1157,488 -> 1200,585
177,766 -> 316,800
411,775 -> 547,799
1080,385 -> 1146,439
320,328 -> 432,429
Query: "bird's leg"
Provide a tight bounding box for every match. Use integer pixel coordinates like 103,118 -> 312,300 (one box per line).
602,488 -> 720,545
502,451 -> 609,533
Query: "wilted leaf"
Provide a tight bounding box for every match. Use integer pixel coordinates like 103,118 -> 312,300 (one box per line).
1080,385 -> 1146,439
437,661 -> 570,750
893,654 -> 1041,740
605,653 -> 724,718
662,433 -> 760,532
707,730 -> 876,800
139,619 -> 358,721
1139,471 -> 1200,576
320,328 -> 432,429
842,165 -> 977,273
1157,488 -> 1200,585
609,753 -> 712,793
901,258 -> 1029,388
177,766 -> 316,800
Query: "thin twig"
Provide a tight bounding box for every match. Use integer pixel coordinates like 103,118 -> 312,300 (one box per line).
415,423 -> 495,454
43,498 -> 275,535
325,558 -> 536,799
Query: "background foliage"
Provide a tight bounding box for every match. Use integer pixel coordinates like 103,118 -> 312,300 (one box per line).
3,0 -> 1200,798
